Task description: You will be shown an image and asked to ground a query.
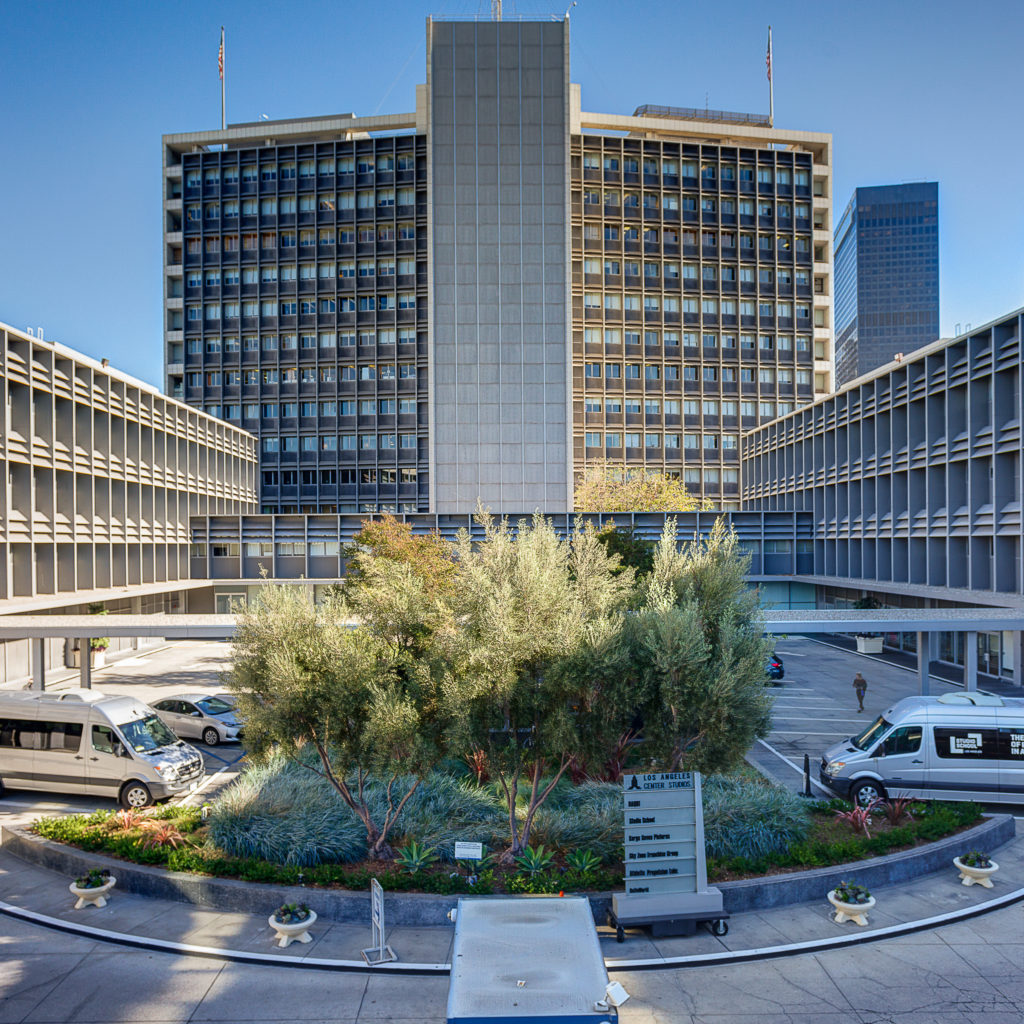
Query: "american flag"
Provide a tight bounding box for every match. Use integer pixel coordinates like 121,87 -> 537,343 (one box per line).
766,28 -> 772,82
218,29 -> 224,81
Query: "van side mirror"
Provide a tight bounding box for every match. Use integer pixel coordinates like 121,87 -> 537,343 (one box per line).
192,710 -> 203,717
115,743 -> 129,758
871,744 -> 885,758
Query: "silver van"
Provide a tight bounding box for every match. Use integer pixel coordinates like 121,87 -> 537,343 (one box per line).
820,692 -> 1024,807
0,690 -> 205,809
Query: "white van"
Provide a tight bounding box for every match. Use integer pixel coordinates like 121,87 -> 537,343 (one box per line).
0,690 -> 205,808
820,692 -> 1024,807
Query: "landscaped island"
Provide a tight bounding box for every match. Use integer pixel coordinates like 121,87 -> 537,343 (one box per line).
33,764 -> 982,894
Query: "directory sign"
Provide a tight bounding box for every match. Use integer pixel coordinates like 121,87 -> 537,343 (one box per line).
621,772 -> 701,898
613,770 -> 724,925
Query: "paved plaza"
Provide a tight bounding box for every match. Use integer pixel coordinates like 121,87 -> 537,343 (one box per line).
2,638 -> 1023,1022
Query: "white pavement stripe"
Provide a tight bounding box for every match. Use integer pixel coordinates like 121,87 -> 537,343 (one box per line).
773,718 -> 864,724
769,730 -> 856,736
177,763 -> 234,806
754,738 -> 831,793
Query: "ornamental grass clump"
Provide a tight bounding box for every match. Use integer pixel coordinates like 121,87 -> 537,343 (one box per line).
702,773 -> 810,861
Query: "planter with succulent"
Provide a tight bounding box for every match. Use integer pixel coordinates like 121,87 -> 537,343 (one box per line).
268,902 -> 316,947
69,868 -> 116,909
953,850 -> 998,888
827,880 -> 874,926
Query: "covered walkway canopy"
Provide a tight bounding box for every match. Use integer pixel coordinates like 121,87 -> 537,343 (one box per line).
3,608 -> 1023,694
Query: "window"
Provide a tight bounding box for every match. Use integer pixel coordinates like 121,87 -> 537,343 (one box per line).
605,363 -> 621,379
605,433 -> 621,448
684,433 -> 698,449
644,365 -> 661,380
624,433 -> 641,449
585,363 -> 601,378
585,432 -> 601,447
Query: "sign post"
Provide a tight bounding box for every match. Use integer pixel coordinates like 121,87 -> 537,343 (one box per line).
361,878 -> 398,966
610,770 -> 726,938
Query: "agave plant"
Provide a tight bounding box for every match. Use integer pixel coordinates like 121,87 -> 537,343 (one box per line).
564,848 -> 601,874
395,840 -> 438,874
832,880 -> 871,904
273,902 -> 311,924
514,845 -> 555,877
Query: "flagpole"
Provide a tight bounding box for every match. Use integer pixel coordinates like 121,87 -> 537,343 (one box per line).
767,25 -> 774,128
220,27 -> 226,130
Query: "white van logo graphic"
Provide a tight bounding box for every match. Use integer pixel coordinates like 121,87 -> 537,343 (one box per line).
950,733 -> 982,754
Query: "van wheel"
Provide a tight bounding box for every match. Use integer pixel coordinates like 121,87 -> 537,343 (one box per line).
850,780 -> 885,808
120,781 -> 153,809
202,727 -> 220,746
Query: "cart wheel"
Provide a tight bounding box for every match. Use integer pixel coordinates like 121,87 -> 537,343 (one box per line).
710,919 -> 729,937
616,925 -> 625,944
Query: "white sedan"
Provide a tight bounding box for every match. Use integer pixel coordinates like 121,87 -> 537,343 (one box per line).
150,694 -> 242,746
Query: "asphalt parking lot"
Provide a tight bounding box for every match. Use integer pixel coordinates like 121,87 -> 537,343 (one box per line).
0,640 -> 245,820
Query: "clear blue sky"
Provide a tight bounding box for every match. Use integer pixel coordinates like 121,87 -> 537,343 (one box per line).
1,0 -> 1021,388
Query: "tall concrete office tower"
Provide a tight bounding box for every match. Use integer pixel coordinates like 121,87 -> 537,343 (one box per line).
833,182 -> 939,387
162,15 -> 833,514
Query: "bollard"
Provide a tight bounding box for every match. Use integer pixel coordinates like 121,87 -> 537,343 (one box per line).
801,753 -> 813,798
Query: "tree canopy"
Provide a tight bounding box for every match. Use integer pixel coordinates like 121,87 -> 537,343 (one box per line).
228,511 -> 772,860
574,462 -> 710,513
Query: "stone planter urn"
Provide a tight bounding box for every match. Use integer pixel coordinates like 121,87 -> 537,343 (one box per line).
70,875 -> 116,909
954,856 -> 999,888
855,636 -> 884,654
268,908 -> 317,948
827,889 -> 875,926
71,648 -> 106,669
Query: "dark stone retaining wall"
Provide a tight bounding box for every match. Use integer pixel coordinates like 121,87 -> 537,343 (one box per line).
2,814 -> 1014,926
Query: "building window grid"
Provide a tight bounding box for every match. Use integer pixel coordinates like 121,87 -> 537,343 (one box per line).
179,138 -> 429,512
572,134 -> 821,490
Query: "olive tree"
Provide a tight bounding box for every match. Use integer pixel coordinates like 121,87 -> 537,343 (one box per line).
227,582 -> 453,860
579,517 -> 774,775
445,511 -> 633,857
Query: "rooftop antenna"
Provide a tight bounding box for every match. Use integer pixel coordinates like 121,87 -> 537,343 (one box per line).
492,0 -> 501,19
564,1 -> 576,17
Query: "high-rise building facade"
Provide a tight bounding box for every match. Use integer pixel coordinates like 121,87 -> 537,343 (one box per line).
163,16 -> 833,514
833,182 -> 939,387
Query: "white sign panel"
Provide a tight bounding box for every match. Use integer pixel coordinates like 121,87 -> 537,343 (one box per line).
454,841 -> 484,860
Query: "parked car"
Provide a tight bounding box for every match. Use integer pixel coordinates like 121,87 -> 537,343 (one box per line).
765,652 -> 785,682
820,691 -> 1024,807
0,690 -> 204,808
151,694 -> 242,746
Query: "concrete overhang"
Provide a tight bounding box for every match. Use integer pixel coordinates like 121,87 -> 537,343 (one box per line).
0,615 -> 237,640
764,608 -> 1024,634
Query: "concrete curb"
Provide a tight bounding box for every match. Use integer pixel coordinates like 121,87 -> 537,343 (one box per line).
1,814 -> 1014,925
3,884 -> 1024,975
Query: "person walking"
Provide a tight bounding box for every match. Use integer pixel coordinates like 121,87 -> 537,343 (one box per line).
853,672 -> 867,712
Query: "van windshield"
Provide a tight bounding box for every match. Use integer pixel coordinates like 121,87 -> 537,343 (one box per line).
852,716 -> 891,752
119,715 -> 178,753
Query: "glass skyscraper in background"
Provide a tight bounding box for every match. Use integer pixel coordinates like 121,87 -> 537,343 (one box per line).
833,182 -> 938,387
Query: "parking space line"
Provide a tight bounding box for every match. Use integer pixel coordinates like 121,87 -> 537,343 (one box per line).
769,730 -> 858,736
